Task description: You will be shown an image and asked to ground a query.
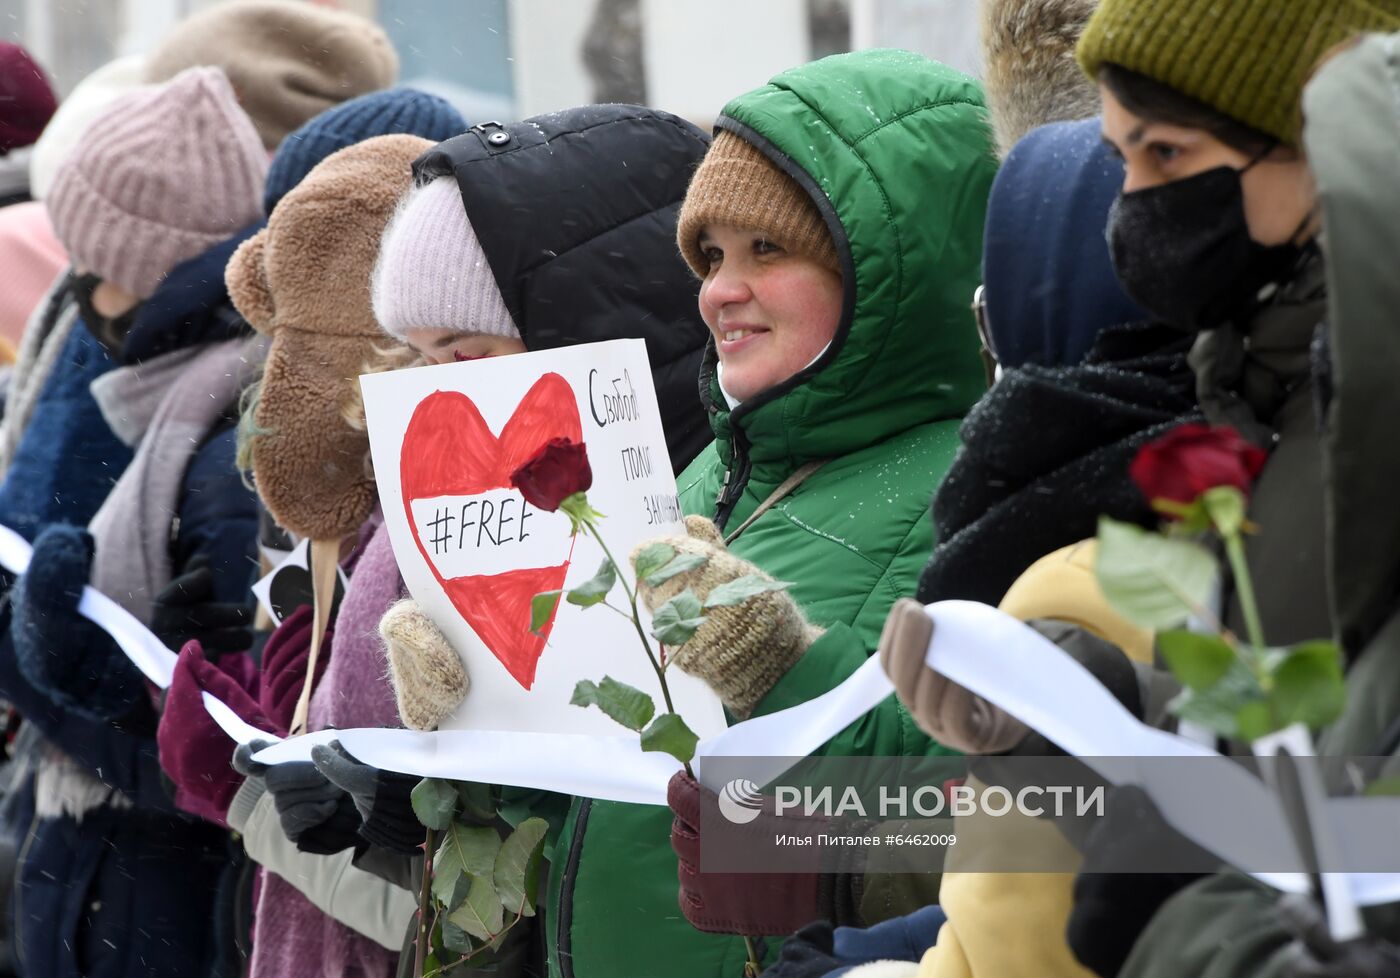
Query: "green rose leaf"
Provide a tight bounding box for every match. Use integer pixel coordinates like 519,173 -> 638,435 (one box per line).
424,950 -> 442,974
444,873 -> 472,914
645,552 -> 709,587
448,876 -> 505,942
566,558 -> 616,608
570,676 -> 656,731
1095,516 -> 1218,629
703,574 -> 791,609
1158,630 -> 1237,693
530,590 -> 563,635
454,781 -> 498,826
651,590 -> 707,646
640,712 -> 699,764
1201,486 -> 1248,537
411,777 -> 458,831
1234,700 -> 1277,742
432,822 -> 503,906
441,918 -> 476,955
633,543 -> 677,583
1270,640 -> 1346,731
1168,658 -> 1266,739
493,817 -> 549,917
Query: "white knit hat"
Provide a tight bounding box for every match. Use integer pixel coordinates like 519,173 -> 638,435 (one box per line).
371,175 -> 518,342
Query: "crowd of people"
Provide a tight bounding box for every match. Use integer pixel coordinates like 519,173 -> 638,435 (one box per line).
0,0 -> 1397,976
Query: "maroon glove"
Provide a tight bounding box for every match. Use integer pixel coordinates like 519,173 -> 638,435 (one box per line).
158,641 -> 275,827
667,771 -> 856,937
259,604 -> 334,735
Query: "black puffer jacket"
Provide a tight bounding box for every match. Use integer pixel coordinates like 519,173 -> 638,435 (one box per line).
920,322 -> 1201,607
413,106 -> 713,474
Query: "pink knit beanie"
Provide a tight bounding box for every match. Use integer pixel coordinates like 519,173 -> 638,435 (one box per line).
46,66 -> 267,300
371,175 -> 518,342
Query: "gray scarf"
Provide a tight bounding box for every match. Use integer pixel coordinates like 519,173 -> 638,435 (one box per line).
87,335 -> 264,622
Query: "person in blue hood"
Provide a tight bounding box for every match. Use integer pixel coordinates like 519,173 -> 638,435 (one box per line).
978,117 -> 1145,370
919,117 -> 1201,611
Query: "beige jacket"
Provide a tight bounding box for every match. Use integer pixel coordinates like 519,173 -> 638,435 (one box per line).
227,777 -> 416,950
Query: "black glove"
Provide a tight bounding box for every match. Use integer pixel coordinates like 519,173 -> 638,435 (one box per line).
1067,785 -> 1216,978
1278,894 -> 1400,977
312,740 -> 425,854
232,739 -> 362,855
150,555 -> 254,654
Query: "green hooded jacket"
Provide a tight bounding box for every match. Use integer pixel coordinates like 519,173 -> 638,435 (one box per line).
1118,32 -> 1400,978
543,50 -> 997,978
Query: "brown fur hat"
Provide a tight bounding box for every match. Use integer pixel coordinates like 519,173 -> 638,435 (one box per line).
980,0 -> 1102,157
226,133 -> 430,541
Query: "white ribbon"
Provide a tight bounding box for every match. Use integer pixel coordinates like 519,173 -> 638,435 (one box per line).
5,522 -> 1399,907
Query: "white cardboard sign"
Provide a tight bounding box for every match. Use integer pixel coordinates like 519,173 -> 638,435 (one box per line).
361,338 -> 726,739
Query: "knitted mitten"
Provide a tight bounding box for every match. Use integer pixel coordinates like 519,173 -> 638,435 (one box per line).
379,598 -> 469,732
879,601 -> 1144,755
12,524 -> 145,720
631,515 -> 820,718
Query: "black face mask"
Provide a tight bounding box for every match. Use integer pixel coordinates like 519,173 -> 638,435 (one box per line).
1106,159 -> 1305,332
71,273 -> 140,349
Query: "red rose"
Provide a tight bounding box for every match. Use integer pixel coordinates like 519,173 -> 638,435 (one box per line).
1129,424 -> 1268,512
511,437 -> 593,512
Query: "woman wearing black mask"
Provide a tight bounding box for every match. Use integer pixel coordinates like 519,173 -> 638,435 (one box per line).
1076,0 -> 1400,650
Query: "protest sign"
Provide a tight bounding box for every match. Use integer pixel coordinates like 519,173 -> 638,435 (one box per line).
361,338 -> 726,738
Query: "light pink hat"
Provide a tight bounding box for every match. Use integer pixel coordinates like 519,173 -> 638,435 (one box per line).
371,175 -> 518,342
46,66 -> 267,300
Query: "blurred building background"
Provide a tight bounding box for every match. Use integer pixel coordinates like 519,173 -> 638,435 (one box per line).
0,0 -> 981,125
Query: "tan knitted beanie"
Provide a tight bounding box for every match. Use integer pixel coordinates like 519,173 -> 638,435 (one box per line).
676,130 -> 838,278
145,0 -> 399,150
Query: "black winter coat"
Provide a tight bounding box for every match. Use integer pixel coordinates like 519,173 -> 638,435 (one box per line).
919,322 -> 1201,607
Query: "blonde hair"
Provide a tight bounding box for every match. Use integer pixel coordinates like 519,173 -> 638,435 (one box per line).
342,341 -> 424,431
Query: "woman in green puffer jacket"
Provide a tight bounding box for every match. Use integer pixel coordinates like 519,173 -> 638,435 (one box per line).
545,49 -> 998,978
374,48 -> 997,978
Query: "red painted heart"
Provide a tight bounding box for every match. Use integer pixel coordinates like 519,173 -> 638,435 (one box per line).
400,372 -> 581,690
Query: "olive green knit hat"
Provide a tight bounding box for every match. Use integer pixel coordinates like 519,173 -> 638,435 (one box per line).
1077,0 -> 1400,145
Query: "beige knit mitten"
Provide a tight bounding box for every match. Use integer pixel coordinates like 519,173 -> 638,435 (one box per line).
380,599 -> 470,732
878,598 -> 1029,754
630,515 -> 820,718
